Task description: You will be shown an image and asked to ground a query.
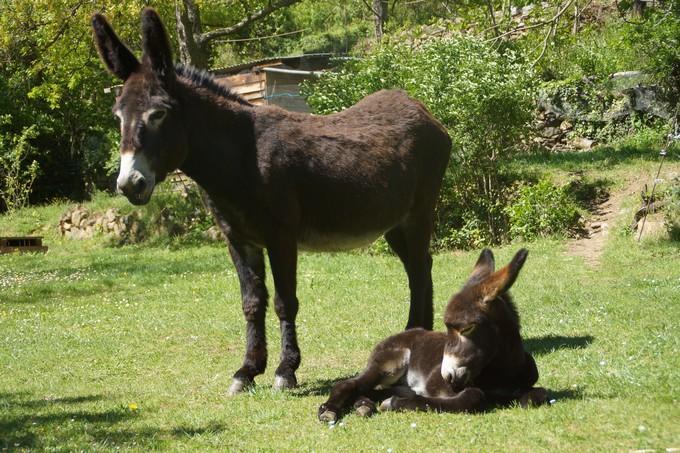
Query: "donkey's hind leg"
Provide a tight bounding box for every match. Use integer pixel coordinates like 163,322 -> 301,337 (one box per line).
385,223 -> 434,330
380,387 -> 486,413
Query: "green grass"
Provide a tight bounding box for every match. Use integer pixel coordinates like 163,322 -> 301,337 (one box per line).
1,137 -> 679,451
1,226 -> 679,450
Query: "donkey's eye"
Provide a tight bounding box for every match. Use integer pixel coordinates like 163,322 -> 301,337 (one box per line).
147,109 -> 167,125
460,324 -> 476,336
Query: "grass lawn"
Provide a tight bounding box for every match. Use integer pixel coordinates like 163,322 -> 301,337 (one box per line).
1,138 -> 679,451
1,233 -> 678,451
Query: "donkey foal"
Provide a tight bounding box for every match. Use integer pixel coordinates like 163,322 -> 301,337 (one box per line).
318,248 -> 548,422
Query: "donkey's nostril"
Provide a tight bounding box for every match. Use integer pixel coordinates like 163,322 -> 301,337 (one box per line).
132,176 -> 147,194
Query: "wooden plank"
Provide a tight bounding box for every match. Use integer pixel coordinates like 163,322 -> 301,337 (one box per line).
217,73 -> 264,86
230,83 -> 265,95
0,236 -> 47,254
0,245 -> 48,254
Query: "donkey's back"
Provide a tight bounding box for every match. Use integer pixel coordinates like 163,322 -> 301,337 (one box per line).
251,89 -> 451,252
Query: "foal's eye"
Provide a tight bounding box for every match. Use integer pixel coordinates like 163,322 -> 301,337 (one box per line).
460,324 -> 476,336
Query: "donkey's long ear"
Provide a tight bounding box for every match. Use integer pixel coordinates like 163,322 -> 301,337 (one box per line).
481,248 -> 528,303
465,248 -> 495,287
140,8 -> 174,84
92,14 -> 140,80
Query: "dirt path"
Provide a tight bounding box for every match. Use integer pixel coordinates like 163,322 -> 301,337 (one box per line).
566,179 -> 644,266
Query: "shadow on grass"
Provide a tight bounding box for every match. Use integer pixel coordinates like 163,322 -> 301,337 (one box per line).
291,375 -> 356,397
524,334 -> 594,356
0,392 -> 227,450
547,387 -> 585,402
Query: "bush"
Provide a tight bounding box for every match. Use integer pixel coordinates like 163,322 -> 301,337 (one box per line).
0,120 -> 40,213
140,182 -> 215,244
663,176 -> 680,241
302,36 -> 537,249
505,179 -> 583,240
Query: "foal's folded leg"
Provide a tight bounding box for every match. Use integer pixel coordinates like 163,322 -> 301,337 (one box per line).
480,386 -> 549,408
380,387 -> 486,413
352,386 -> 414,418
318,368 -> 386,422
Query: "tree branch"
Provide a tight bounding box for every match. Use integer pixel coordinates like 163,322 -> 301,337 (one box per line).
196,0 -> 304,45
485,0 -> 575,43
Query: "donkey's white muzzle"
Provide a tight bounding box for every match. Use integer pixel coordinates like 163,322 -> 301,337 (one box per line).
117,152 -> 155,205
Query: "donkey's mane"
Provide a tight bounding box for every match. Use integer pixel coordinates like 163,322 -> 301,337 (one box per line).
174,64 -> 252,107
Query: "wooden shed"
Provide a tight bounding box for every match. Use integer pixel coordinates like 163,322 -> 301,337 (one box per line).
211,53 -> 333,113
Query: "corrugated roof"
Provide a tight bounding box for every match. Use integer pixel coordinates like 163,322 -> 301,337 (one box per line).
210,53 -> 334,76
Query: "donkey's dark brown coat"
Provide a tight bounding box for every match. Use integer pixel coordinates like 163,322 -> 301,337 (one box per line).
318,249 -> 548,422
92,9 -> 451,393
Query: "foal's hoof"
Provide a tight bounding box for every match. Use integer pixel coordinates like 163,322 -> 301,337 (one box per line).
318,403 -> 339,423
228,377 -> 251,396
354,398 -> 376,417
355,404 -> 375,417
379,396 -> 395,412
273,374 -> 297,391
519,387 -> 549,408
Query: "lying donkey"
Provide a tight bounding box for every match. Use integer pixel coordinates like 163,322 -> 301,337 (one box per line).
318,248 -> 547,422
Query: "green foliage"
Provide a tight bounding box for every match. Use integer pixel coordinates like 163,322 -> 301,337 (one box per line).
631,8 -> 680,106
663,176 -> 680,241
302,37 -> 537,248
505,179 -> 583,240
0,1 -> 177,208
0,119 -> 40,213
140,183 -> 215,245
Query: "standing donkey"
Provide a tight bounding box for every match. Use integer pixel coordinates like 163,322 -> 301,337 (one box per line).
92,9 -> 451,394
318,249 -> 548,422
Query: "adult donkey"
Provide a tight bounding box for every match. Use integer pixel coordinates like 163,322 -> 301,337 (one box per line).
92,9 -> 451,394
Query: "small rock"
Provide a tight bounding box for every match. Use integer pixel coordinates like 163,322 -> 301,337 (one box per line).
541,127 -> 562,138
572,137 -> 595,150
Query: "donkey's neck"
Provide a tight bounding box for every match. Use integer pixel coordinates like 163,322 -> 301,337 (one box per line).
175,79 -> 256,196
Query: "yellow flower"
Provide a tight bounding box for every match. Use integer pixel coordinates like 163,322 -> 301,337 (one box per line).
128,402 -> 138,412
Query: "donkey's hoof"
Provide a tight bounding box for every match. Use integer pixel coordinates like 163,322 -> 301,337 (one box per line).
379,397 -> 395,412
228,377 -> 250,396
273,374 -> 297,391
318,403 -> 339,423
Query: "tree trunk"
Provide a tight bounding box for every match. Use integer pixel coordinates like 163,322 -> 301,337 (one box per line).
175,0 -> 209,67
372,0 -> 388,41
631,0 -> 646,17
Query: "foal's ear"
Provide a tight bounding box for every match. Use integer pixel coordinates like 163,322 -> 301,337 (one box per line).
92,13 -> 140,81
481,248 -> 528,303
141,8 -> 174,84
465,248 -> 495,287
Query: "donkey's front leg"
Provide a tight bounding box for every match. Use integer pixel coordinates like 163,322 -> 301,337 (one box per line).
267,239 -> 301,390
228,240 -> 269,395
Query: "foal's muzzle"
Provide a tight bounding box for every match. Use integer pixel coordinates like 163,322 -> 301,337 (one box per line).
441,353 -> 472,390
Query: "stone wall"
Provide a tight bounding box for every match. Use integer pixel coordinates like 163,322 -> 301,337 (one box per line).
58,206 -> 143,242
